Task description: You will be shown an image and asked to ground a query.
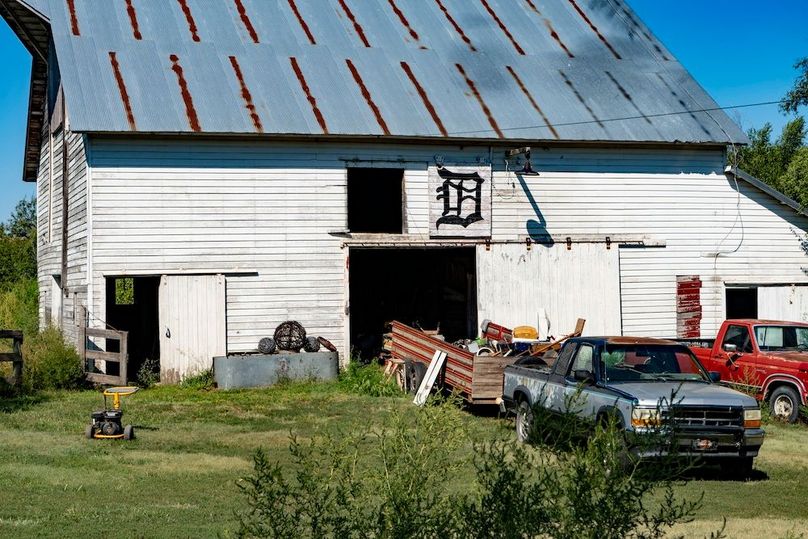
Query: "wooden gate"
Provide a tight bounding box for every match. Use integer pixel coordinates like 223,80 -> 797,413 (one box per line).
0,330 -> 23,387
78,307 -> 129,385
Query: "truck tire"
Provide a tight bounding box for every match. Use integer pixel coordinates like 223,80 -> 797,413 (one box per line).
719,456 -> 753,480
769,385 -> 801,423
515,400 -> 534,443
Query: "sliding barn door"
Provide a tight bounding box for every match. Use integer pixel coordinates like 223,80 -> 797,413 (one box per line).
159,275 -> 226,383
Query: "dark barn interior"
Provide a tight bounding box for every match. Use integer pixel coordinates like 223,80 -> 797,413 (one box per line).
105,277 -> 160,377
349,247 -> 477,359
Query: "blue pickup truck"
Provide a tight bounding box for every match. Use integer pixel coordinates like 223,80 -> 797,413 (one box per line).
502,336 -> 765,477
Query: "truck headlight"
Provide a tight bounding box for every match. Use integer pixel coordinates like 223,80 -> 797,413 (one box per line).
744,408 -> 761,428
631,408 -> 661,428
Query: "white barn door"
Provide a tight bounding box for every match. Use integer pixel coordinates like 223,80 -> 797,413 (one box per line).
758,285 -> 808,322
159,275 -> 226,383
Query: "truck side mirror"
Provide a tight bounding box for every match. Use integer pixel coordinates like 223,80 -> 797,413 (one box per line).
709,371 -> 721,383
722,343 -> 738,353
574,369 -> 595,385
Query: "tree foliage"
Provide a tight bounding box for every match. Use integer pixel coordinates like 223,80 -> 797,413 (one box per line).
0,197 -> 37,290
782,57 -> 808,115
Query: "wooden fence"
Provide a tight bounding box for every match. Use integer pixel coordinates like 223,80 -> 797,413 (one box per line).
78,307 -> 129,386
0,330 -> 23,387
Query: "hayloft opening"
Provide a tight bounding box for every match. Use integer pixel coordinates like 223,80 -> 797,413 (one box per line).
105,276 -> 160,377
726,287 -> 758,319
347,168 -> 403,233
349,248 -> 477,359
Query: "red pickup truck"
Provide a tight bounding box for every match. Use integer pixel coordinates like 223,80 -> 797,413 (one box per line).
684,320 -> 808,423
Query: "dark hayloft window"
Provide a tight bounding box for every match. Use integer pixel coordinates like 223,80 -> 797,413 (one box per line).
347,168 -> 403,233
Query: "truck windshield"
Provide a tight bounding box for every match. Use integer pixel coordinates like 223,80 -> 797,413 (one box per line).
755,325 -> 808,351
601,344 -> 709,383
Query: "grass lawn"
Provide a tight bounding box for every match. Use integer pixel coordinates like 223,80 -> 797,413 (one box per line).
0,383 -> 807,538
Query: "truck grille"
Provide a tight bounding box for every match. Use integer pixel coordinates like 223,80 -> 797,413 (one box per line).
666,406 -> 743,428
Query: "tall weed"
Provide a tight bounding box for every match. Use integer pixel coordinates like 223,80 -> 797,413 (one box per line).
338,360 -> 401,398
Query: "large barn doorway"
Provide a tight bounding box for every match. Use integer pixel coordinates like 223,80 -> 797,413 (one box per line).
349,248 -> 477,359
105,276 -> 160,379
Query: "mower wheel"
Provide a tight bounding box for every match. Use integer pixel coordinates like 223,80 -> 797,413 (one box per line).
123,425 -> 135,441
85,425 -> 95,440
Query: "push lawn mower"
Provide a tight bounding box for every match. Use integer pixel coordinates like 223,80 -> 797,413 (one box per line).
85,386 -> 139,440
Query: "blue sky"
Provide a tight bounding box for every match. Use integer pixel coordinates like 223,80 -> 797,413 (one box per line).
0,0 -> 806,222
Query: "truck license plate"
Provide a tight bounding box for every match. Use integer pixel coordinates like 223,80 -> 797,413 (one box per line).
692,439 -> 718,451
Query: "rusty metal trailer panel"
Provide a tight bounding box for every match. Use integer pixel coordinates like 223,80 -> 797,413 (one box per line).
390,320 -> 512,404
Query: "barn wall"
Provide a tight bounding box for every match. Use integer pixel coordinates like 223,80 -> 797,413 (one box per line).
35,114 -> 89,345
84,138 -> 808,359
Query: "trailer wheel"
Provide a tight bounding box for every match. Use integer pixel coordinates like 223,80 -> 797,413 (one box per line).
123,425 -> 135,441
410,362 -> 427,394
85,425 -> 95,440
769,385 -> 800,423
515,400 -> 533,443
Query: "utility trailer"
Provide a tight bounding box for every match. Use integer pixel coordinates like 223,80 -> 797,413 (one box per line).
389,321 -> 515,405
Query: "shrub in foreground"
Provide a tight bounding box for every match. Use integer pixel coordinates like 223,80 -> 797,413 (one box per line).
235,397 -> 723,539
21,326 -> 84,391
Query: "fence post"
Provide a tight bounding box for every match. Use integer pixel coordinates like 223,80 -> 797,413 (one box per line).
78,306 -> 87,372
12,334 -> 22,387
119,331 -> 128,385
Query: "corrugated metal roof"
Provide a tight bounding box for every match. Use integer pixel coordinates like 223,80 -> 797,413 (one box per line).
40,0 -> 746,144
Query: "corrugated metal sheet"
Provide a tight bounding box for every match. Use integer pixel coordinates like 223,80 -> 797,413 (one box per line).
41,0 -> 747,143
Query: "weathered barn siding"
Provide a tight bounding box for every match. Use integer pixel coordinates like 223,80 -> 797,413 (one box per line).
85,138 -> 808,356
35,116 -> 89,344
759,285 -> 808,321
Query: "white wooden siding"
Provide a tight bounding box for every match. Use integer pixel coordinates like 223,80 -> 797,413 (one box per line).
84,138 -> 808,357
36,117 -> 89,344
477,243 -> 621,337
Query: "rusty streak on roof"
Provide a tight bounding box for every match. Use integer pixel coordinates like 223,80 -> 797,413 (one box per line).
345,59 -> 389,135
387,0 -> 422,47
287,0 -> 315,45
176,0 -> 200,42
65,0 -> 78,35
434,0 -> 476,52
506,66 -> 559,140
108,51 -> 137,131
337,0 -> 370,48
479,0 -> 524,55
290,56 -> 327,134
233,0 -> 260,44
229,55 -> 263,133
169,54 -> 201,132
455,63 -> 503,139
400,61 -> 447,137
567,0 -> 621,59
124,0 -> 142,40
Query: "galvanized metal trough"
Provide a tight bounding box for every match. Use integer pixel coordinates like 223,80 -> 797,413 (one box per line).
213,352 -> 339,390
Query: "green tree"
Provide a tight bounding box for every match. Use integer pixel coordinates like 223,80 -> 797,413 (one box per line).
736,117 -> 806,187
0,197 -> 37,290
779,147 -> 808,207
782,57 -> 808,114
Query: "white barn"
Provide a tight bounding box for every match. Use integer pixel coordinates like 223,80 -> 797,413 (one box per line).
3,0 -> 808,382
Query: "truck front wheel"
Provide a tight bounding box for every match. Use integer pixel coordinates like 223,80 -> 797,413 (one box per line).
769,386 -> 801,423
516,400 -> 534,443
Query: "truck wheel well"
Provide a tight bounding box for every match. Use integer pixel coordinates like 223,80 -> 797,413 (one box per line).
765,381 -> 803,403
596,408 -> 624,429
514,390 -> 530,405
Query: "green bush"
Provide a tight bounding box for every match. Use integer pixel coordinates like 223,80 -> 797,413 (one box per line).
338,360 -> 402,397
136,357 -> 161,388
235,398 -> 720,539
180,368 -> 215,390
21,326 -> 84,391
